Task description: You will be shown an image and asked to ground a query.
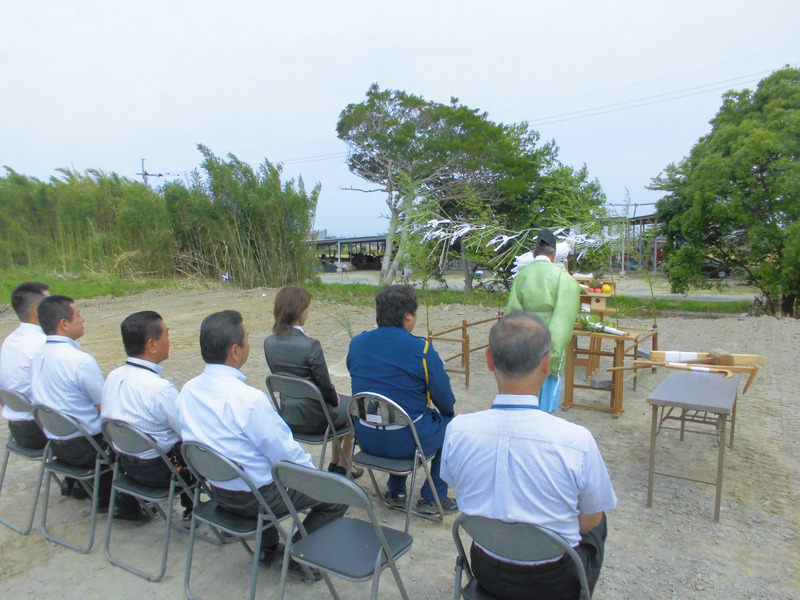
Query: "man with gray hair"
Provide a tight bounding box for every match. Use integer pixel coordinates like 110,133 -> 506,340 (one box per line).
441,312 -> 616,599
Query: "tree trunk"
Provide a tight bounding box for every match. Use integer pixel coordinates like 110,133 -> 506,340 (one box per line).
379,177 -> 398,286
781,293 -> 798,317
386,193 -> 415,284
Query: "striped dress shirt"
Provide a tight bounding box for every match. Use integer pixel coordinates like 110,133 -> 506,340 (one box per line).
30,335 -> 105,439
440,394 -> 617,547
101,358 -> 181,458
176,364 -> 315,491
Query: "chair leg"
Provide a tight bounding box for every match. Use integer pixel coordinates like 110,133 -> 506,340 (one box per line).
454,555 -> 464,600
184,488 -> 201,600
0,450 -> 47,535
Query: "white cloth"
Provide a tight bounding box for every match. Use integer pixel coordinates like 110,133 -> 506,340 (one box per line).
176,363 -> 315,491
101,358 -> 181,459
30,336 -> 105,439
440,394 -> 617,547
0,323 -> 46,421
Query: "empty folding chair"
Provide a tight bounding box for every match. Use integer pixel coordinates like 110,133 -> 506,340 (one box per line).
346,392 -> 445,533
33,405 -> 114,553
181,441 -> 291,600
452,514 -> 591,600
0,388 -> 50,534
272,460 -> 413,600
265,374 -> 350,467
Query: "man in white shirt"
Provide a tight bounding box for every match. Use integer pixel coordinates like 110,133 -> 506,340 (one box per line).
102,310 -> 193,518
0,282 -> 49,449
441,313 -> 617,599
176,310 -> 347,577
31,295 -> 142,518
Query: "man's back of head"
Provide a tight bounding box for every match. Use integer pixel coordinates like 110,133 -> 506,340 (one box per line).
200,310 -> 246,365
489,312 -> 551,381
11,282 -> 50,323
375,284 -> 417,328
38,295 -> 77,336
120,310 -> 166,360
532,227 -> 557,260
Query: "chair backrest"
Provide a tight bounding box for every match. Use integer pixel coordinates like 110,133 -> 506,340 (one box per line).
101,419 -> 170,463
32,405 -> 111,462
272,460 -> 369,512
265,374 -> 324,414
348,392 -> 414,429
0,388 -> 34,414
453,514 -> 590,594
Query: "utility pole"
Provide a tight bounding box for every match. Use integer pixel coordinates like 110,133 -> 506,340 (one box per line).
137,158 -> 148,186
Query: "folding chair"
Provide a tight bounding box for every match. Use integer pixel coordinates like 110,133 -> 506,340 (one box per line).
0,388 -> 50,534
33,405 -> 113,553
272,460 -> 413,600
452,514 -> 591,600
346,392 -> 445,533
101,419 -> 198,581
265,374 -> 350,467
180,441 -> 291,600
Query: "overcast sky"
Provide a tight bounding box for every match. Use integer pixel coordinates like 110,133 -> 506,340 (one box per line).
2,1 -> 798,236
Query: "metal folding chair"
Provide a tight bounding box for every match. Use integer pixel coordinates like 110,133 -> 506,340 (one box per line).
33,405 -> 113,553
346,392 -> 445,533
180,441 -> 291,600
452,514 -> 591,600
265,374 -> 350,467
0,388 -> 50,534
272,460 -> 413,600
101,419 -> 199,581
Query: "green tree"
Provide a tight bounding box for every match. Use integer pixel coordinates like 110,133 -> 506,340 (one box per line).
651,67 -> 800,315
338,85 -> 604,290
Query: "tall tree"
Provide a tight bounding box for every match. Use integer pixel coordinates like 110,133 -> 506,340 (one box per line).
337,84 -> 572,286
651,67 -> 800,315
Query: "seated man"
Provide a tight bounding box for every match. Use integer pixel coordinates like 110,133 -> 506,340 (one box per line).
346,284 -> 458,515
175,310 -> 347,578
441,312 -> 617,600
102,311 -> 194,519
30,295 -> 143,520
0,282 -> 50,450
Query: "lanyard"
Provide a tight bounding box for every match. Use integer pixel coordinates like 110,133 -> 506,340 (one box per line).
125,360 -> 158,374
491,404 -> 540,410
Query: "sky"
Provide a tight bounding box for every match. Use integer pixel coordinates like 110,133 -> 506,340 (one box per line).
2,1 -> 798,237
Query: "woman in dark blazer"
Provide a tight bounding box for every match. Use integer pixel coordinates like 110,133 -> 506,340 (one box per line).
264,286 -> 361,478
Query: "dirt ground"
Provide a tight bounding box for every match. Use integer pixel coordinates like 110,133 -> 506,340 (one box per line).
0,284 -> 798,599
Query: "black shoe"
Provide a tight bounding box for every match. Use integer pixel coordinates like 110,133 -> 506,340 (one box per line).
71,483 -> 90,500
415,496 -> 459,515
259,542 -> 285,565
182,508 -> 193,521
271,550 -> 322,582
383,490 -> 408,509
60,478 -> 74,497
328,463 -> 364,480
113,506 -> 152,523
288,559 -> 322,582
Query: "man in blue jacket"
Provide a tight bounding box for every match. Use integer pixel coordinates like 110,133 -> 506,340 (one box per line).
347,284 -> 458,514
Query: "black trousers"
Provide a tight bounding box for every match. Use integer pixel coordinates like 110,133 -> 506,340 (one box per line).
470,514 -> 608,600
212,480 -> 348,549
8,419 -> 48,450
50,434 -> 137,509
118,443 -> 194,510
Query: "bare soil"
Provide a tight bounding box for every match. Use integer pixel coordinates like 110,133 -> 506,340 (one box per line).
0,285 -> 797,599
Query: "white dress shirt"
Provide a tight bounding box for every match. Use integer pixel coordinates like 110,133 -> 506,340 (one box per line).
30,335 -> 105,439
0,322 -> 47,421
102,357 -> 181,458
441,394 -> 617,547
176,364 -> 315,491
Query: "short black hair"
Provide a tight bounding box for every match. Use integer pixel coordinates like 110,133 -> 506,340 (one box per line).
120,311 -> 164,357
199,310 -> 245,364
11,282 -> 49,320
38,295 -> 75,335
489,312 -> 551,379
375,284 -> 418,328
